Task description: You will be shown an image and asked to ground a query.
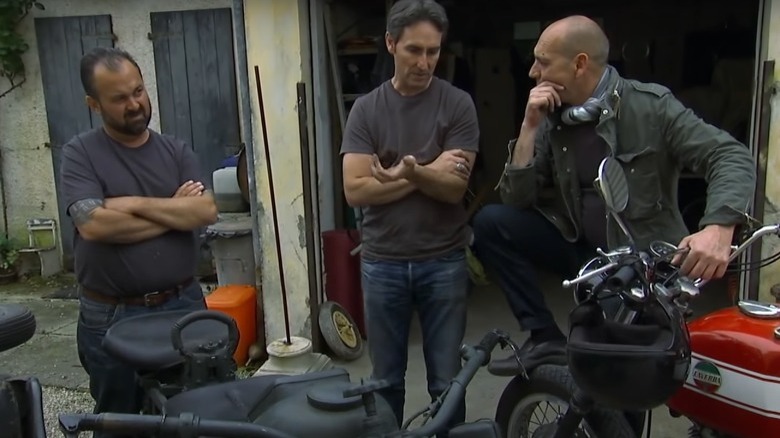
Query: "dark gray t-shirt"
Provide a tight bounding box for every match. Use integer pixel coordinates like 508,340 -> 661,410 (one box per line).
60,128 -> 204,297
340,78 -> 480,261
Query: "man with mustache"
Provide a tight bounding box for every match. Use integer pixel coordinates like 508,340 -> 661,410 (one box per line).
472,15 -> 755,374
59,47 -> 217,435
340,0 -> 478,429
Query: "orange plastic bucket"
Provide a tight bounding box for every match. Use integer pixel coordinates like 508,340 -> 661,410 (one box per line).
205,285 -> 257,365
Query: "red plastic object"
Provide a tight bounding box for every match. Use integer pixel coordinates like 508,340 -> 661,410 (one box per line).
321,229 -> 365,337
205,285 -> 258,365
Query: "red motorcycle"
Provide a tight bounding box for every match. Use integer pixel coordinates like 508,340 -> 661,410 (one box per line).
493,157 -> 780,438
665,232 -> 780,438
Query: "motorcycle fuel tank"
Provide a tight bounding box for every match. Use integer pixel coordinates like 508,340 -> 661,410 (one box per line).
666,301 -> 780,438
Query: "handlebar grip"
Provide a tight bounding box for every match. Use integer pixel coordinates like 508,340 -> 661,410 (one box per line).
477,329 -> 504,354
606,265 -> 636,290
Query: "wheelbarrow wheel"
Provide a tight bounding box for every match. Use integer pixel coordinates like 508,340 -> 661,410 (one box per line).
319,301 -> 364,361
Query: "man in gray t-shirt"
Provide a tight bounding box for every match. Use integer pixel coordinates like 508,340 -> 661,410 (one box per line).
340,0 -> 479,429
59,47 -> 217,433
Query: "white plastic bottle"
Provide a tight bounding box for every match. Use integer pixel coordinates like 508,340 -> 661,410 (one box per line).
212,167 -> 249,213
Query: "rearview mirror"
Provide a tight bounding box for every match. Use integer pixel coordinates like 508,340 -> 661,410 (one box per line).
595,157 -> 634,244
597,157 -> 629,214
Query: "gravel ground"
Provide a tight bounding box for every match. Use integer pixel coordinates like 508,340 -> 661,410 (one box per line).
42,385 -> 94,437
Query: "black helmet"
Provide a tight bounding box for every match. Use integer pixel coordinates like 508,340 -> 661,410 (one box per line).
566,291 -> 691,411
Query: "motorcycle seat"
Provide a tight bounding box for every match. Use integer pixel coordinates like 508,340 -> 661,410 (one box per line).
0,376 -> 46,438
163,367 -> 350,420
102,309 -> 232,371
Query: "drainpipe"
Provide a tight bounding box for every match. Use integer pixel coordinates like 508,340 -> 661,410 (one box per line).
0,145 -> 9,239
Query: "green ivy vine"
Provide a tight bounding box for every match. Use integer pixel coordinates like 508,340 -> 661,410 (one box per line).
0,0 -> 45,99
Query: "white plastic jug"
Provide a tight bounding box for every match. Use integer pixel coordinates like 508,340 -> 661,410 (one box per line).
212,167 -> 249,213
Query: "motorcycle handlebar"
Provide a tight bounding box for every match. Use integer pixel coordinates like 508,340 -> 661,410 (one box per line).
405,329 -> 507,437
564,224 -> 780,290
562,261 -> 619,288
58,412 -> 296,438
605,264 -> 636,290
694,224 -> 780,288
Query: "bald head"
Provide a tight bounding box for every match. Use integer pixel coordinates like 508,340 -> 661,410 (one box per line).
543,15 -> 610,67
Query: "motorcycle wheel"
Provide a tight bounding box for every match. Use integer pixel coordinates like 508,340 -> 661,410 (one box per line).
0,304 -> 36,353
495,364 -> 640,437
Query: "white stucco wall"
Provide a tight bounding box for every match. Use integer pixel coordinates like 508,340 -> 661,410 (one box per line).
0,0 -> 315,346
0,0 -> 234,245
243,0 -> 313,343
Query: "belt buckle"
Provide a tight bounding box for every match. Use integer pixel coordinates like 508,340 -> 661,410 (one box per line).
143,291 -> 162,307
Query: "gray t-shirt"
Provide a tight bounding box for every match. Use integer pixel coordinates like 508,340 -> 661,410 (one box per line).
340,78 -> 480,261
60,128 -> 204,297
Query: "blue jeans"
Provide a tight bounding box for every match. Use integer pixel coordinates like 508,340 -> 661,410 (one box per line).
361,249 -> 468,429
76,281 -> 206,438
472,206 -> 595,331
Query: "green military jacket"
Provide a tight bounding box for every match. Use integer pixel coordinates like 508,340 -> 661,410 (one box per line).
498,71 -> 757,251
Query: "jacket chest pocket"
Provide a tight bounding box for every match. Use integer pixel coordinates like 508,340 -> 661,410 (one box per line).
615,148 -> 663,220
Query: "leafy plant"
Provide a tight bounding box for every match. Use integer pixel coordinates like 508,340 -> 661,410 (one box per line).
0,235 -> 19,271
0,0 -> 45,99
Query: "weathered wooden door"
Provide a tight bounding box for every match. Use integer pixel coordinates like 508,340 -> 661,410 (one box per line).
150,8 -> 241,182
35,15 -> 115,270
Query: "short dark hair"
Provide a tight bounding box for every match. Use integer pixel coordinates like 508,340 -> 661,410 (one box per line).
80,47 -> 142,98
386,0 -> 449,42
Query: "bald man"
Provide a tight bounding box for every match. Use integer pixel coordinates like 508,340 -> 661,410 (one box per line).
472,15 -> 755,374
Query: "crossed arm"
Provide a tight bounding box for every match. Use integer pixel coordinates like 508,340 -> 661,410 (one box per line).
343,149 -> 476,207
406,150 -> 477,203
72,181 -> 218,244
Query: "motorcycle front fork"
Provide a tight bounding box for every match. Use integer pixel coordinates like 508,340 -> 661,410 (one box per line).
540,388 -> 593,438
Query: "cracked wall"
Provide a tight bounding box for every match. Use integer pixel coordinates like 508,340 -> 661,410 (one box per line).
244,0 -> 312,343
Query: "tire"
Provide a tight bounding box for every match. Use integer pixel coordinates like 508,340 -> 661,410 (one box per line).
319,301 -> 364,361
495,364 -> 639,437
0,304 -> 36,353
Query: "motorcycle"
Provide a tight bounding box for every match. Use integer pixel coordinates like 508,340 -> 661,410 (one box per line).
51,305 -> 520,437
0,302 -> 46,438
0,294 -> 516,437
491,156 -> 780,438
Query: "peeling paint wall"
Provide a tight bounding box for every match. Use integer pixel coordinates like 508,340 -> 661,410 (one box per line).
1,0 -> 313,343
243,0 -> 312,342
0,0 -> 233,251
758,0 -> 780,300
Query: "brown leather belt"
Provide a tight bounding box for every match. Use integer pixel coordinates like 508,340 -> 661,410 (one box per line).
80,278 -> 195,307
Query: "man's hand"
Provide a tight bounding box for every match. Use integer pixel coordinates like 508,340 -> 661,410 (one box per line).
671,224 -> 735,281
174,180 -> 205,197
371,154 -> 416,183
425,149 -> 471,180
524,81 -> 565,128
105,179 -> 205,213
342,153 -> 416,206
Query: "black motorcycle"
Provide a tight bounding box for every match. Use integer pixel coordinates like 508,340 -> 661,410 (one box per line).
0,302 -> 45,438
1,293 -> 521,437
